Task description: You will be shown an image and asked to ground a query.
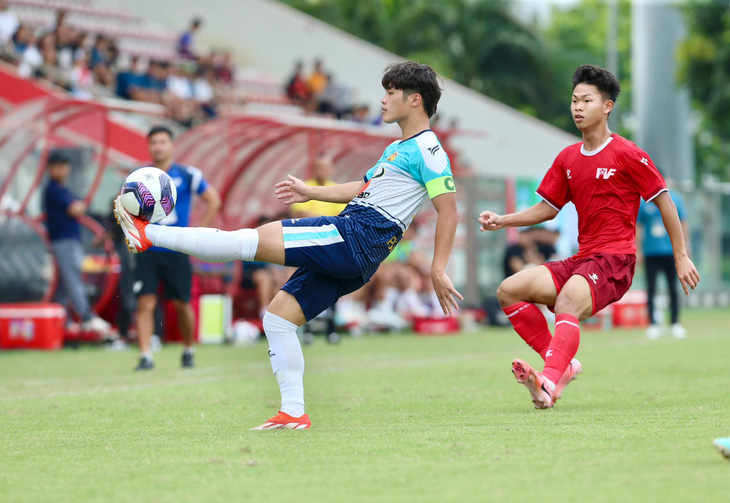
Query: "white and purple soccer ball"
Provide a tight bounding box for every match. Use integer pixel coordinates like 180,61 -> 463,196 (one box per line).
120,167 -> 177,224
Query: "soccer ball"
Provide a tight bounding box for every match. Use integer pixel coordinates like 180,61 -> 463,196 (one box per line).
120,167 -> 177,223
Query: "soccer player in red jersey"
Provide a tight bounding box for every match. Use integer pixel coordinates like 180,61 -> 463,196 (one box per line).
478,65 -> 700,409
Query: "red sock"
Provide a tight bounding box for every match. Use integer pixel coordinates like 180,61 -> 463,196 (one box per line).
542,313 -> 580,384
503,302 -> 552,360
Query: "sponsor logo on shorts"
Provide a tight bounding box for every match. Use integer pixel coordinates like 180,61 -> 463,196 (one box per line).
589,273 -> 599,284
268,350 -> 275,358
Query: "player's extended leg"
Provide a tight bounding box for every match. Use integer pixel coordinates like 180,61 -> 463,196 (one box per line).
114,195 -> 284,264
497,265 -> 558,359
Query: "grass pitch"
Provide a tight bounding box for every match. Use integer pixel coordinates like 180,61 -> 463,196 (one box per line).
1,308 -> 728,502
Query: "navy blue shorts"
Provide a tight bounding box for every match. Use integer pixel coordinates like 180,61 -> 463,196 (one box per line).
280,216 -> 367,321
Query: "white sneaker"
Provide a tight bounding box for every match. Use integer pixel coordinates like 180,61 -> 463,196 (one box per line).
670,323 -> 687,339
646,324 -> 662,340
83,316 -> 111,334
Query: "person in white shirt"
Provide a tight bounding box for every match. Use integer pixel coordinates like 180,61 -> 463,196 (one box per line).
0,0 -> 19,47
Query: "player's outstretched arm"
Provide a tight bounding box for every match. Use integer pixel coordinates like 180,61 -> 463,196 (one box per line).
478,201 -> 558,231
653,191 -> 700,295
431,193 -> 463,316
275,175 -> 365,205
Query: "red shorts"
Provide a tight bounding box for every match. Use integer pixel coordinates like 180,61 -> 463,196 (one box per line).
544,253 -> 636,315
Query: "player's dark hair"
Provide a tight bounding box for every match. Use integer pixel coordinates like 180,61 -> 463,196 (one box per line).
382,61 -> 442,118
147,125 -> 174,140
47,151 -> 70,167
572,64 -> 620,102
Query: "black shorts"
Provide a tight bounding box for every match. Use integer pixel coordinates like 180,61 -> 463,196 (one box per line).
134,251 -> 192,302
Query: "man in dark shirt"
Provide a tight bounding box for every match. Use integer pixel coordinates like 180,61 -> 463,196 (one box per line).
44,152 -> 110,334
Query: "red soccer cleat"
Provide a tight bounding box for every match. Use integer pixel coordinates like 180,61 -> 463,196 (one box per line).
251,411 -> 311,430
552,358 -> 582,405
512,358 -> 555,409
114,195 -> 152,253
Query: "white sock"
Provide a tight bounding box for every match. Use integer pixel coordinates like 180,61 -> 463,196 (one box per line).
141,351 -> 153,361
183,347 -> 194,355
262,311 -> 305,417
146,226 -> 259,262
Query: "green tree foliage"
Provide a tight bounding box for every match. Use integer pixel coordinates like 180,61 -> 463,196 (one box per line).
677,1 -> 730,181
282,0 -> 565,123
543,0 -> 632,133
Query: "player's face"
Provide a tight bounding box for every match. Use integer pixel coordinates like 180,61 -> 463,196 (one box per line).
571,83 -> 613,131
381,87 -> 409,124
148,133 -> 174,164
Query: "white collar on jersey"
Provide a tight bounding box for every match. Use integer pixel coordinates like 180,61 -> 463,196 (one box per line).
580,135 -> 614,157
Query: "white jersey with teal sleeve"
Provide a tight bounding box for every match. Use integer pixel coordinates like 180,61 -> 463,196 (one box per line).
339,129 -> 455,279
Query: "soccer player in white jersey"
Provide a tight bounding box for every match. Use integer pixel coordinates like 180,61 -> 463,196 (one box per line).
114,61 -> 462,430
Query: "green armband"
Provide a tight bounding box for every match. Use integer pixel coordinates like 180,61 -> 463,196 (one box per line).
426,176 -> 456,199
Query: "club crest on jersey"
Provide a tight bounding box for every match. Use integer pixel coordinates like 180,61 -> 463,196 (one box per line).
387,152 -> 398,161
596,168 -> 617,180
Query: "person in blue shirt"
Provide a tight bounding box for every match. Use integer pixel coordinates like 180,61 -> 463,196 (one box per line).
637,189 -> 689,339
177,17 -> 201,60
44,152 -> 111,334
132,126 -> 221,371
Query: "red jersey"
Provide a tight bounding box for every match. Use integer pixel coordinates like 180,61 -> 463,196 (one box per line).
537,133 -> 666,257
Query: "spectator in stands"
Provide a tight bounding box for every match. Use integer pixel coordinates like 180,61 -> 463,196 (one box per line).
90,35 -> 113,69
286,60 -> 309,105
115,55 -> 143,100
130,60 -> 168,104
193,65 -> 217,118
213,50 -> 234,85
637,189 -> 689,339
132,125 -> 221,371
178,17 -> 202,60
290,155 -> 346,218
16,28 -> 42,79
54,23 -> 75,70
70,30 -> 89,63
69,50 -> 94,98
43,152 -> 111,335
318,73 -> 352,119
34,33 -> 70,90
348,104 -> 371,124
0,0 -> 19,48
307,58 -> 328,98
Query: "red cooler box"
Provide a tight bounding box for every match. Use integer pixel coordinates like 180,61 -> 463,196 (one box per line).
413,316 -> 460,335
0,303 -> 66,350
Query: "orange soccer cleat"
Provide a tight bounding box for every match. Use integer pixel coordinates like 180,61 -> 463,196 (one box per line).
251,411 -> 311,430
114,195 -> 152,253
512,358 -> 555,409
